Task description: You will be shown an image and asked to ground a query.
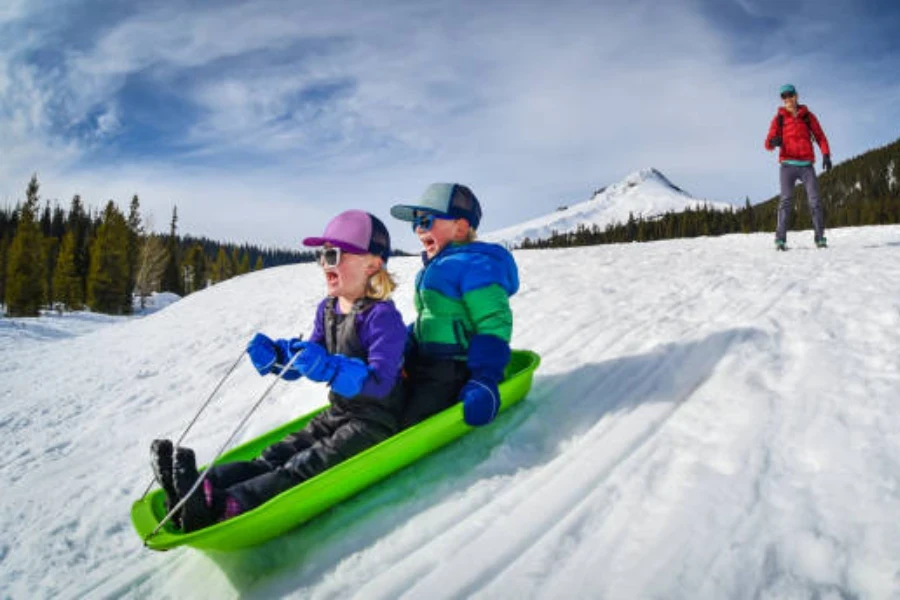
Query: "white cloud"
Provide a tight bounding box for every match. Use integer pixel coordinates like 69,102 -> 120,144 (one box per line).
0,0 -> 27,26
1,0 -> 898,250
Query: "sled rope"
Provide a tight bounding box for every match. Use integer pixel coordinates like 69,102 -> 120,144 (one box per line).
139,348 -> 247,500
145,346 -> 303,543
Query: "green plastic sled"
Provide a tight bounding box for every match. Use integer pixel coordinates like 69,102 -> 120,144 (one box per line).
131,349 -> 540,551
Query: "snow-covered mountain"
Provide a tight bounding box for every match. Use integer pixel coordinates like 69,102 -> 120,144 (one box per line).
482,168 -> 731,247
2,225 -> 900,598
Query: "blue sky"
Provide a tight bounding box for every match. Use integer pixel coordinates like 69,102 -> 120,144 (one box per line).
1,0 -> 899,251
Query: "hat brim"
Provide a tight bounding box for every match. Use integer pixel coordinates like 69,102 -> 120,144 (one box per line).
390,204 -> 448,222
301,237 -> 367,254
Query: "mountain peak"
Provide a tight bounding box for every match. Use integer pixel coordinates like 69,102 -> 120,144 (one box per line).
591,168 -> 687,201
482,169 -> 726,247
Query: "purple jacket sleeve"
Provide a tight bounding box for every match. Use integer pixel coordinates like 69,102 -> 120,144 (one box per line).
356,301 -> 407,399
307,299 -> 327,345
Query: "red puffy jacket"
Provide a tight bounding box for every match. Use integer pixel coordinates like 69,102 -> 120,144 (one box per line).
764,105 -> 830,163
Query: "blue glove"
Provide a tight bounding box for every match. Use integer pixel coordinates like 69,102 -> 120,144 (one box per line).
460,334 -> 511,426
292,341 -> 371,397
461,379 -> 501,426
329,357 -> 370,397
292,341 -> 336,382
246,333 -> 280,375
272,337 -> 304,381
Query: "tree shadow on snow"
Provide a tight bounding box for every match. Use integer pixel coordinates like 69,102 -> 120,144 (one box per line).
205,326 -> 766,597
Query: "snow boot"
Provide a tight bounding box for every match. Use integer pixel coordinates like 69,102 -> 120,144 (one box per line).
150,439 -> 181,527
173,447 -> 219,532
816,237 -> 828,248
775,239 -> 787,251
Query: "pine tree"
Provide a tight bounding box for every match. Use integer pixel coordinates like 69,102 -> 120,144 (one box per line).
253,255 -> 264,271
87,201 -> 131,314
238,251 -> 250,275
127,195 -> 143,303
211,247 -> 232,283
67,195 -> 90,301
0,236 -> 9,309
161,206 -> 183,295
182,244 -> 207,294
230,247 -> 241,276
53,230 -> 84,310
625,212 -> 637,242
5,175 -> 47,316
43,236 -> 60,308
51,204 -> 66,239
40,201 -> 52,236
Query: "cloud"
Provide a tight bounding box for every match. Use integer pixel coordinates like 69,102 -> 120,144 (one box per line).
0,0 -> 28,26
1,0 -> 898,252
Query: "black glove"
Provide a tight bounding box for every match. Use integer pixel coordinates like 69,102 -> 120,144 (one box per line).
823,154 -> 832,172
768,136 -> 782,148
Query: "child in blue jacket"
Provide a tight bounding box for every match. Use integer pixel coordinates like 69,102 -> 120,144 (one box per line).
151,210 -> 407,532
390,183 -> 518,428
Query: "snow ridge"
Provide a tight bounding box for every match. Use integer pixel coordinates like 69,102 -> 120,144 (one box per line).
481,168 -> 729,248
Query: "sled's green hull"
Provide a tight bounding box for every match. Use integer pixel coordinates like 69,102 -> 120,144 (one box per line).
131,349 -> 540,551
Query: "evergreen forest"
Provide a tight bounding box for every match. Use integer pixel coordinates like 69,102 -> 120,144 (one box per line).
0,176 -> 315,317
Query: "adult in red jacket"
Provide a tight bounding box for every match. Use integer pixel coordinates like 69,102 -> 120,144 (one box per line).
764,84 -> 832,249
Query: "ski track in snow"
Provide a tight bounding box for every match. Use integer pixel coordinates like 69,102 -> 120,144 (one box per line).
2,227 -> 900,599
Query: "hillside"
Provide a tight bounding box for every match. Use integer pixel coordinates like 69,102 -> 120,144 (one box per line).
1,225 -> 899,598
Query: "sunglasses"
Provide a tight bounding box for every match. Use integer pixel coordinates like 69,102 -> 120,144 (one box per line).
411,213 -> 455,232
316,247 -> 361,268
781,92 -> 796,100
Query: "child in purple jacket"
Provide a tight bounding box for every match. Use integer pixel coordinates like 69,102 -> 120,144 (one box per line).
150,210 -> 407,532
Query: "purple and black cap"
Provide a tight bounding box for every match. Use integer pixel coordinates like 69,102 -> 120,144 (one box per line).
302,210 -> 391,263
390,183 -> 482,230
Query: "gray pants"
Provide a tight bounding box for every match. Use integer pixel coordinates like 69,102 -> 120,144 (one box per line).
777,163 -> 825,242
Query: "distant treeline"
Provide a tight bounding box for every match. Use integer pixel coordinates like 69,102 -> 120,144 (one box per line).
520,136 -> 900,250
0,175 -> 315,317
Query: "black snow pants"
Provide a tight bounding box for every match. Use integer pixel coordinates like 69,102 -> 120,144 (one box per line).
207,407 -> 395,511
400,355 -> 470,428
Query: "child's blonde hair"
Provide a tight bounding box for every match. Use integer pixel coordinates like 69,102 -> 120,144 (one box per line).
366,266 -> 397,300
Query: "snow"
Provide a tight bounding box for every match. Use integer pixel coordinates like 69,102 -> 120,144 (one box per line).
480,168 -> 732,248
133,291 -> 182,315
2,225 -> 900,599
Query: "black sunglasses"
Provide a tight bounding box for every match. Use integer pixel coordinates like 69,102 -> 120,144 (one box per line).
781,92 -> 796,100
411,213 -> 454,233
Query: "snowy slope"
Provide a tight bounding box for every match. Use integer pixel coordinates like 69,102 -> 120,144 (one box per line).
2,226 -> 900,599
481,168 -> 731,248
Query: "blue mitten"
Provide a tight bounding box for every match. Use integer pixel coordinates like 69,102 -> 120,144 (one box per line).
329,356 -> 371,397
292,342 -> 337,383
246,333 -> 280,375
460,334 -> 511,426
273,338 -> 304,381
460,379 -> 501,426
292,341 -> 371,397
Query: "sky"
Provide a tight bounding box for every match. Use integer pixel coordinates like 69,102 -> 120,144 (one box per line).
2,223 -> 899,598
1,0 -> 899,250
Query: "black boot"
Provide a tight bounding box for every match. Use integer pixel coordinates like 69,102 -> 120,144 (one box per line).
173,447 -> 218,532
150,439 -> 181,527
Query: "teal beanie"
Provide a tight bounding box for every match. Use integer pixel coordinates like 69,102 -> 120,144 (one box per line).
779,84 -> 797,96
